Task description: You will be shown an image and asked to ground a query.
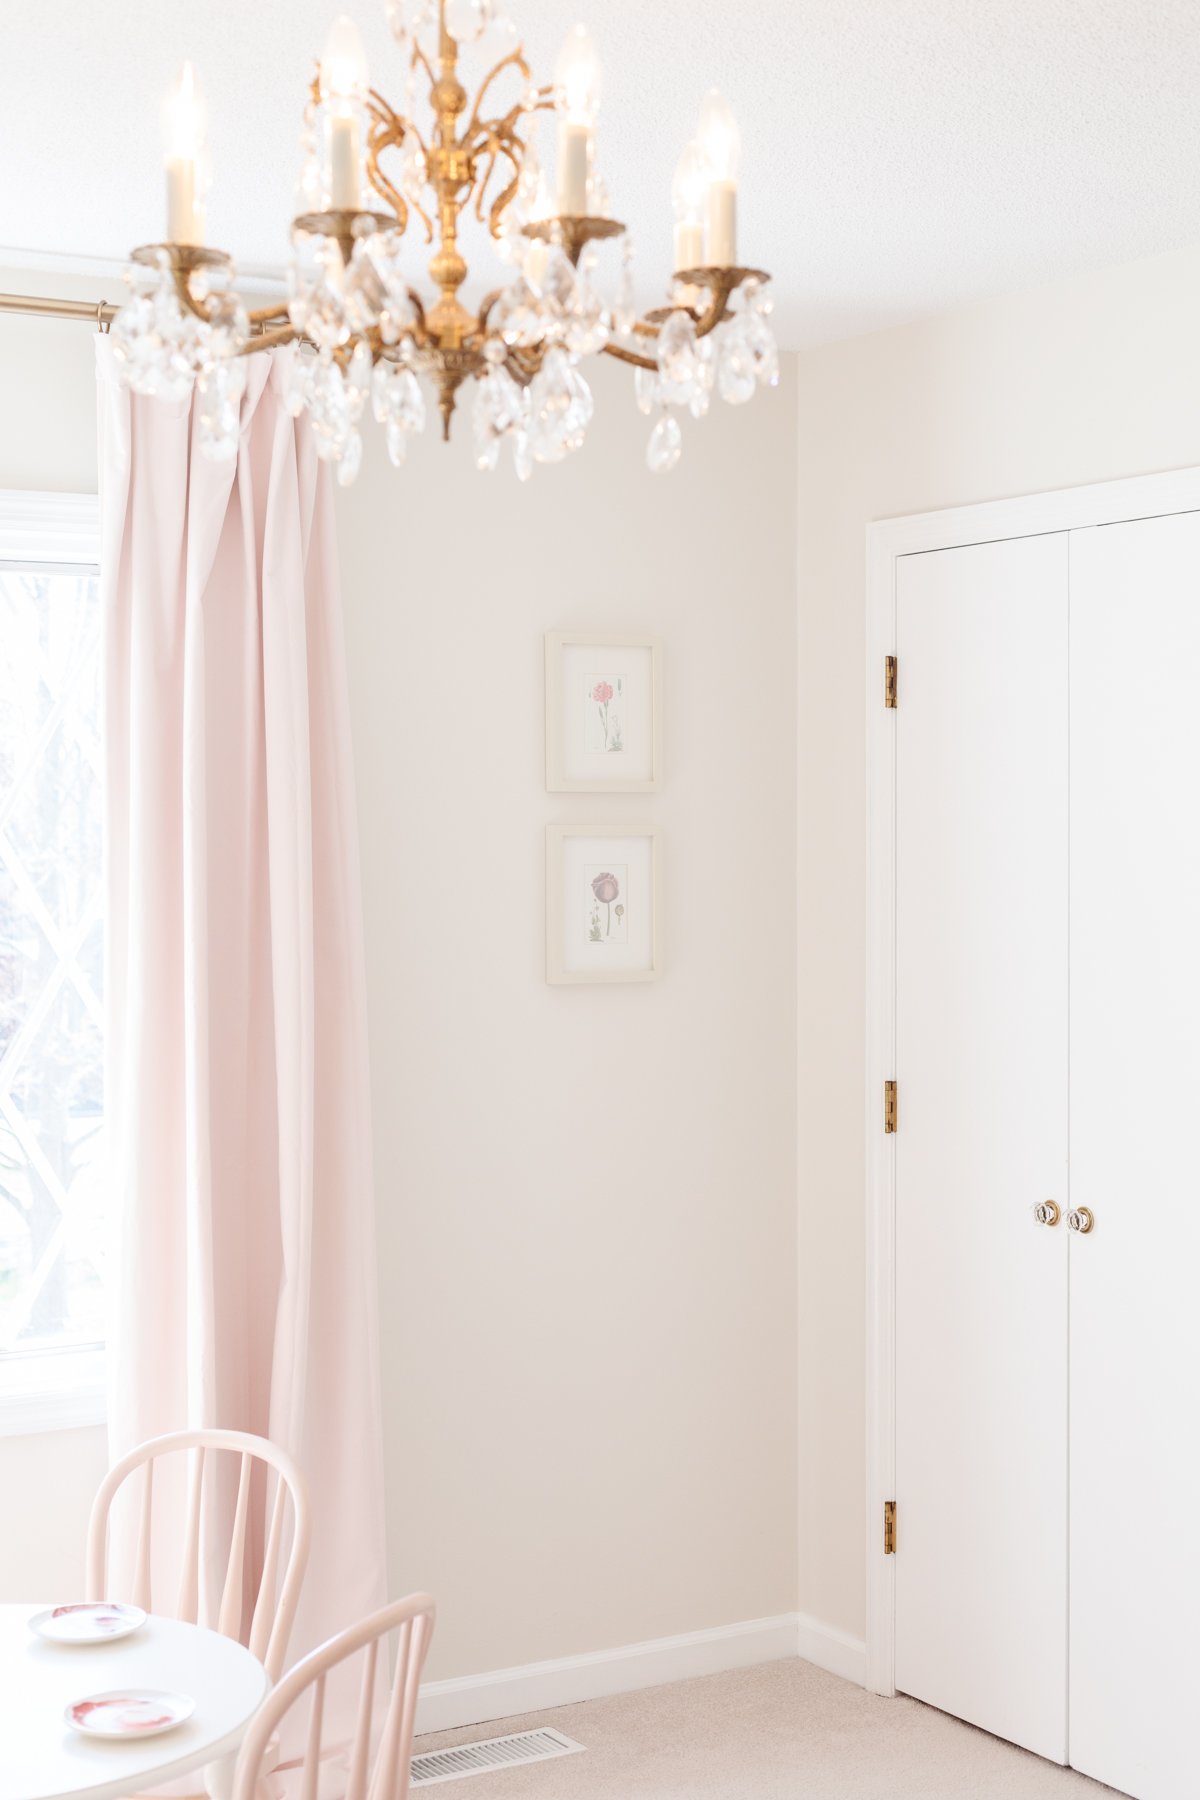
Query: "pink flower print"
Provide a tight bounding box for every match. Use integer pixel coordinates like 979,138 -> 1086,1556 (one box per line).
591,679 -> 615,749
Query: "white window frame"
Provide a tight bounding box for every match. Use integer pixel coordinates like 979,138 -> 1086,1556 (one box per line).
0,488 -> 105,1436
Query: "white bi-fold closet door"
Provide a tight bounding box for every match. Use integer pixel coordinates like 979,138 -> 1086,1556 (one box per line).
892,508 -> 1200,1800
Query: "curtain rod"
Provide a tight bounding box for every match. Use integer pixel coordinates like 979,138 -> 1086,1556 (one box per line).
0,291 -> 117,327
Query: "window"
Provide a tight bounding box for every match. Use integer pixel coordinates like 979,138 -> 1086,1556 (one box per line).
0,493 -> 105,1432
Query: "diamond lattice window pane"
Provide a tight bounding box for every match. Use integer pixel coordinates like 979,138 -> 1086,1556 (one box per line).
0,566 -> 105,1361
0,868 -> 54,1066
4,727 -> 100,924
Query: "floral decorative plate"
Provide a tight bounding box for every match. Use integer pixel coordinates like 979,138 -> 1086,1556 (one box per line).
29,1603 -> 147,1645
65,1689 -> 195,1739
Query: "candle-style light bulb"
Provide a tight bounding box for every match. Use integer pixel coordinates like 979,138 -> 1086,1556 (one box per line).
321,14 -> 370,99
163,61 -> 205,246
555,24 -> 602,125
696,89 -> 740,183
321,15 -> 370,210
165,60 -> 205,161
672,139 -> 709,272
554,24 -> 602,214
696,88 -> 741,265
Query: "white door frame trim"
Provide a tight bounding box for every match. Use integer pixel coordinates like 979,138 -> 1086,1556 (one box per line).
863,463 -> 1200,1698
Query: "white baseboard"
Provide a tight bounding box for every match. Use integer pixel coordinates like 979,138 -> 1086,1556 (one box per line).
794,1611 -> 868,1687
416,1610 -> 866,1735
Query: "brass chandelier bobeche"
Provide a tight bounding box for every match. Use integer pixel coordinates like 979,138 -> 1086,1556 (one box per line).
110,0 -> 778,481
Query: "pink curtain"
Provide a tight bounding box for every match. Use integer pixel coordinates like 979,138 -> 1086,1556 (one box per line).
96,338 -> 387,1674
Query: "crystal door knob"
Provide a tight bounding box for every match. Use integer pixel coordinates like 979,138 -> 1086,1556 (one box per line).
1067,1206 -> 1095,1234
1033,1200 -> 1061,1226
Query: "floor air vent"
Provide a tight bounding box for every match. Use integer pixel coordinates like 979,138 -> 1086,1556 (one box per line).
411,1726 -> 585,1787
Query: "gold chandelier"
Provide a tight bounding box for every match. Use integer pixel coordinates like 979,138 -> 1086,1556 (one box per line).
110,1 -> 778,482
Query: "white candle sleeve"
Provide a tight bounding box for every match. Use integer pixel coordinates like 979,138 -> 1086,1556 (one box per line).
557,120 -> 591,215
674,220 -> 704,273
166,159 -> 199,245
328,113 -> 361,210
707,180 -> 738,266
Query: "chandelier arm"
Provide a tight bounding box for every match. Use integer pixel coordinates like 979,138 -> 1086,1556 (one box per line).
460,117 -> 513,208
248,302 -> 290,328
600,285 -> 733,371
693,286 -> 736,336
460,86 -> 554,171
473,146 -> 501,223
410,34 -> 437,93
478,133 -> 527,235
365,96 -> 431,238
633,305 -> 702,334
487,171 -> 521,236
463,46 -> 532,142
476,288 -> 504,333
405,287 -> 430,343
473,107 -> 551,240
600,341 -> 660,373
170,269 -> 219,327
366,136 -> 416,238
237,323 -> 298,355
365,87 -> 400,127
365,90 -> 420,155
389,107 -> 431,164
638,285 -> 732,345
408,195 -> 435,244
464,86 -> 551,236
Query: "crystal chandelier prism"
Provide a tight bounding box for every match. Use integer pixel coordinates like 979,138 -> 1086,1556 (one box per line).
110,1 -> 778,483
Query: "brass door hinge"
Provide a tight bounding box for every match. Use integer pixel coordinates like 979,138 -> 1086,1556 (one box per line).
885,655 -> 897,708
884,1500 -> 897,1555
884,1080 -> 897,1134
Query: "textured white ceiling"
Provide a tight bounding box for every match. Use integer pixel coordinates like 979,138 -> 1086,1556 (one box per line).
3,1 -> 1200,347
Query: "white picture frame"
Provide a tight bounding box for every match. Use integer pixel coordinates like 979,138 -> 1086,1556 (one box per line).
546,823 -> 662,985
544,631 -> 663,792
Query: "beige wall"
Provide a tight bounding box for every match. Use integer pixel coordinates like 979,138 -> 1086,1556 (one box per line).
0,274 -> 800,1680
0,1426 -> 108,1596
0,278 -> 102,492
794,241 -> 1200,1640
338,355 -> 799,1679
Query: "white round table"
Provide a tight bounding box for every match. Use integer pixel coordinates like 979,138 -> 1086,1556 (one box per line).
0,1605 -> 269,1800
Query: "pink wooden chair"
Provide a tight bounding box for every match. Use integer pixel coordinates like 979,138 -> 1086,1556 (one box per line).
232,1594 -> 436,1800
86,1428 -> 311,1683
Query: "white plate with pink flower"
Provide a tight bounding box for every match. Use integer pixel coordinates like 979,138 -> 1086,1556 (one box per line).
65,1689 -> 195,1739
29,1603 -> 147,1645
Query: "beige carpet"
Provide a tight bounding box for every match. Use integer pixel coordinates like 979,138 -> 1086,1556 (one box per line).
414,1659 -> 1124,1799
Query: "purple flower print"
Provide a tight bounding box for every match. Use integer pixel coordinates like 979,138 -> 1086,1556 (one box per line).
591,870 -> 620,936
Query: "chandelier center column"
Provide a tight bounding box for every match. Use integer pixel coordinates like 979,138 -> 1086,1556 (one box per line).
426,3 -> 480,437
428,12 -> 472,341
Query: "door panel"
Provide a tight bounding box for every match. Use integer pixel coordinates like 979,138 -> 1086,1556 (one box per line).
894,533 -> 1069,1763
1069,513 -> 1200,1800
